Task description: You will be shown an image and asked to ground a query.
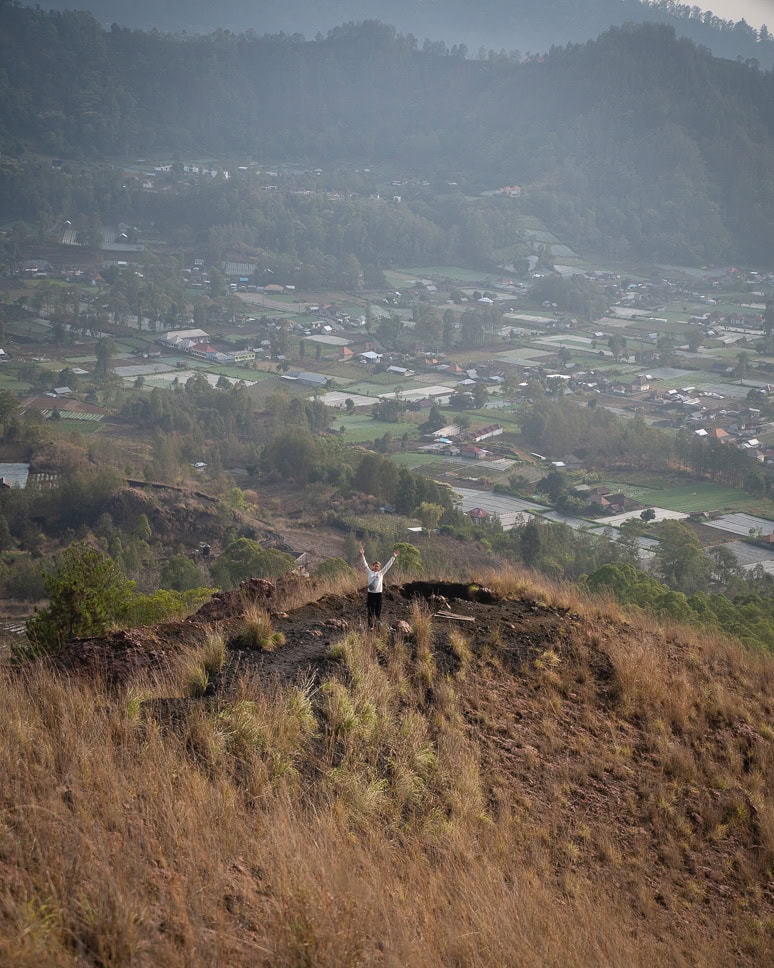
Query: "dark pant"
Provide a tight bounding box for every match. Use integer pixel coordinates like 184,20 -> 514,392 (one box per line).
367,592 -> 382,628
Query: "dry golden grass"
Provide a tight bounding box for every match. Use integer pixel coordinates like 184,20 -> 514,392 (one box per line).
183,658 -> 209,697
476,561 -> 627,624
237,605 -> 286,651
1,574 -> 774,966
202,626 -> 226,674
279,568 -> 362,611
448,629 -> 472,671
409,599 -> 435,690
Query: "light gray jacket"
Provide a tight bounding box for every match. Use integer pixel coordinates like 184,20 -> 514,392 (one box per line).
360,552 -> 396,593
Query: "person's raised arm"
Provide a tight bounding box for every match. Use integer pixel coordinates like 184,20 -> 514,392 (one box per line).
359,544 -> 369,570
381,548 -> 399,576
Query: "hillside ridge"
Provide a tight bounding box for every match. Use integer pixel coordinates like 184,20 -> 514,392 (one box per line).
24,570 -> 773,964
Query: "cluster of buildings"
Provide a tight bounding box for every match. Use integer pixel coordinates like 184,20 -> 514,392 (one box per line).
158,329 -> 255,365
421,423 -> 505,459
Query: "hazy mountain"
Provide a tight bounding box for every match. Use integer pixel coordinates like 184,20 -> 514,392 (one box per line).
3,6 -> 774,265
18,0 -> 774,66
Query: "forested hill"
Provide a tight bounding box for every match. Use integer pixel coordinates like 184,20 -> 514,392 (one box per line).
22,0 -> 774,67
3,6 -> 774,264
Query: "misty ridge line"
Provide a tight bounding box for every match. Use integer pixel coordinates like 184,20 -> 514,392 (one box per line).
16,0 -> 774,66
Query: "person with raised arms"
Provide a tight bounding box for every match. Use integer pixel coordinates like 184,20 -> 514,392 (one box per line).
358,544 -> 399,629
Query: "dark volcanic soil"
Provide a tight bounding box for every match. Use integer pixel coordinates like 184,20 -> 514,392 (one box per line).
52,577 -> 570,693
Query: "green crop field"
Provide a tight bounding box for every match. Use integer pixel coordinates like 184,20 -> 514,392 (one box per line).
342,380 -> 409,395
346,372 -> 418,388
388,453 -> 440,469
404,266 -> 497,283
0,374 -> 34,392
434,405 -> 520,429
603,480 -> 762,513
332,414 -> 417,442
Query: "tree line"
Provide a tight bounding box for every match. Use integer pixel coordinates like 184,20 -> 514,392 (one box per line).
2,9 -> 774,263
29,0 -> 774,67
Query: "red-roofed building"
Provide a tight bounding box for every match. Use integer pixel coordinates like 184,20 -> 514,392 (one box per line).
190,343 -> 218,360
461,445 -> 488,459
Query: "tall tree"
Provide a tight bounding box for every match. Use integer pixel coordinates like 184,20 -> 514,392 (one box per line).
654,521 -> 709,596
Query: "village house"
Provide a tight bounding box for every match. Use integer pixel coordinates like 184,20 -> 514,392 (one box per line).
587,491 -> 628,514
282,371 -> 329,387
159,328 -> 209,349
461,444 -> 489,460
572,484 -> 609,499
430,425 -> 461,440
229,350 -> 256,364
189,342 -> 218,361
470,424 -> 504,443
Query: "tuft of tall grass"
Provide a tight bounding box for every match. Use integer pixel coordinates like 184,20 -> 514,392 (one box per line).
448,629 -> 472,672
410,599 -> 433,651
218,698 -> 264,759
409,600 -> 435,690
321,678 -> 376,744
236,605 -> 286,651
183,660 -> 209,698
202,626 -> 226,674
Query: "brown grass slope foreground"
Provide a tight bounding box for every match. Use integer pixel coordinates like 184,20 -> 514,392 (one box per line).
1,568 -> 773,966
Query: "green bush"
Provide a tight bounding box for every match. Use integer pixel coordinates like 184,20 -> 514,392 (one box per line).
2,555 -> 46,600
316,557 -> 355,582
210,538 -> 296,589
25,543 -> 135,655
160,554 -> 204,592
125,587 -> 215,626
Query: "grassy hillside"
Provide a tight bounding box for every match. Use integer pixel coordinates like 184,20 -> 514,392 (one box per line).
1,568 -> 772,965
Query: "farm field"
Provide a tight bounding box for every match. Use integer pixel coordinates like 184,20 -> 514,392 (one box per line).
331,414 -> 417,442
208,363 -> 273,381
399,266 -> 497,284
344,373 -> 419,389
0,374 -> 37,392
603,480 -> 764,514
458,410 -> 521,431
385,452 -> 439,469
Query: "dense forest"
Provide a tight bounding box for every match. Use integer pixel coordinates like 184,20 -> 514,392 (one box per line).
25,0 -> 774,66
2,6 -> 774,265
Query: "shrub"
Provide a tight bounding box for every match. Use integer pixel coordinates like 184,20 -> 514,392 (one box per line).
211,538 -> 296,589
125,587 -> 214,626
25,543 -> 135,655
2,555 -> 46,600
316,557 -> 355,582
393,542 -> 422,575
160,554 -> 204,592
